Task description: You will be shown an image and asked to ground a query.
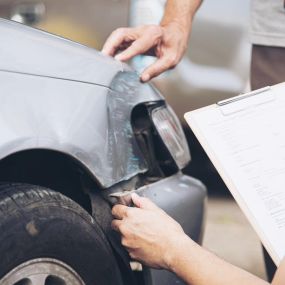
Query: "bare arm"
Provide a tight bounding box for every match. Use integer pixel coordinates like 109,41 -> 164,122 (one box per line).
102,0 -> 202,82
112,194 -> 283,285
160,0 -> 201,28
169,234 -> 268,285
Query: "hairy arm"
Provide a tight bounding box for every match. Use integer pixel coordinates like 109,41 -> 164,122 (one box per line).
102,0 -> 202,82
112,194 -> 284,285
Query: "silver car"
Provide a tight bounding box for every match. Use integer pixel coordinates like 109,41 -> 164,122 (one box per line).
0,0 -> 251,122
0,0 -> 251,196
0,18 -> 206,285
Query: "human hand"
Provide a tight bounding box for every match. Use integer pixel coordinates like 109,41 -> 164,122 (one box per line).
102,22 -> 190,82
111,193 -> 188,269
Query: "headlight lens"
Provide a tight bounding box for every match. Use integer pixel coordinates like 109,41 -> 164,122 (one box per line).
152,106 -> 191,169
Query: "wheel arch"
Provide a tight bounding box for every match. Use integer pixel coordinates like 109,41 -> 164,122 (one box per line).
0,149 -> 136,284
0,148 -> 103,214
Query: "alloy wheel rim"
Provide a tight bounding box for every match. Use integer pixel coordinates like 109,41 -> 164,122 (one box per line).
0,258 -> 86,285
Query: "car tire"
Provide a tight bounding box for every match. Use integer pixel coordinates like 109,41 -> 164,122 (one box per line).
0,183 -> 123,285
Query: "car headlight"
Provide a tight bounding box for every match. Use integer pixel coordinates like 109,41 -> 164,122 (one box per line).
152,106 -> 191,169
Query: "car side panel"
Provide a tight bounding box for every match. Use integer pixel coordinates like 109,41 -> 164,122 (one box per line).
0,18 -> 124,88
0,70 -> 161,187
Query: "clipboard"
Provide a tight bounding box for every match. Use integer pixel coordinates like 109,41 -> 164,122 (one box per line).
185,82 -> 285,265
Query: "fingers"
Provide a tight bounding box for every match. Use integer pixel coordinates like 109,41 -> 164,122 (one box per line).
111,219 -> 123,232
111,220 -> 132,241
102,28 -> 132,56
112,204 -> 130,220
131,193 -> 158,210
102,25 -> 163,62
141,55 -> 178,82
115,35 -> 160,62
131,193 -> 142,208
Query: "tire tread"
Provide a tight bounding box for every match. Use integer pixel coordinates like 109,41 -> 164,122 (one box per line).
0,183 -> 94,224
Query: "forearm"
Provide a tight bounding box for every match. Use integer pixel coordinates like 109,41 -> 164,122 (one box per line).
161,0 -> 202,30
169,235 -> 269,285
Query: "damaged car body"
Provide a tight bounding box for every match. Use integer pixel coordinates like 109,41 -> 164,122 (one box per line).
0,18 -> 206,285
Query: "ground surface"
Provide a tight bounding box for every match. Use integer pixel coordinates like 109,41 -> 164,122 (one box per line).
203,197 -> 267,280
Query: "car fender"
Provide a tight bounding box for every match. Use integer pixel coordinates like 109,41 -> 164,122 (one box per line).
0,69 -> 162,188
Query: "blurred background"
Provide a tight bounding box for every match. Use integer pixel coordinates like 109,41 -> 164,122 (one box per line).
0,0 -> 267,280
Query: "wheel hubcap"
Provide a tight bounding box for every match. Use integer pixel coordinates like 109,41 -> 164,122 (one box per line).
0,258 -> 85,285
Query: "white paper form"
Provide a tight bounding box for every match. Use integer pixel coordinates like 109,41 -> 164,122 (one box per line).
185,83 -> 285,265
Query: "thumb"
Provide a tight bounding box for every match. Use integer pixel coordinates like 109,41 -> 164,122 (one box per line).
131,193 -> 157,210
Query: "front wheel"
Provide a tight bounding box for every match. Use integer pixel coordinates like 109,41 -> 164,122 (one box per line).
0,184 -> 123,285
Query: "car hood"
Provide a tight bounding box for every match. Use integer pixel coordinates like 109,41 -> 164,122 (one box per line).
0,18 -> 127,87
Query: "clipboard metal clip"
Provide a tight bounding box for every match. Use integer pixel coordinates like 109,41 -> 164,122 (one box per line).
217,86 -> 271,106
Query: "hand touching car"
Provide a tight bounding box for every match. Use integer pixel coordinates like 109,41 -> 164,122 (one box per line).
111,194 -> 279,285
102,0 -> 202,82
111,193 -> 188,270
102,23 -> 190,82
